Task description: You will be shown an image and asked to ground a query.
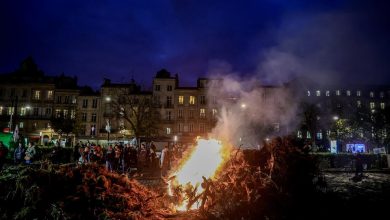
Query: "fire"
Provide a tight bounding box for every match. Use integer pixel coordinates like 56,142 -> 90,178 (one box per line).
168,138 -> 230,211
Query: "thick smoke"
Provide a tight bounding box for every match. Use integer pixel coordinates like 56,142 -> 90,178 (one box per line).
206,64 -> 299,149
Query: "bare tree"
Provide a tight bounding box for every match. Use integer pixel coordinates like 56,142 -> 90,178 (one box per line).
109,88 -> 159,140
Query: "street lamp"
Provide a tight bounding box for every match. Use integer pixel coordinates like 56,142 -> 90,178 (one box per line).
241,103 -> 247,109
105,96 -> 111,102
333,116 -> 339,121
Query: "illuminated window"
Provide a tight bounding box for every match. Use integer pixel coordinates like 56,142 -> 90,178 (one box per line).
307,91 -> 311,96
8,107 -> 14,115
71,110 -> 76,119
200,108 -> 206,118
166,127 -> 171,135
346,90 -> 351,96
34,90 -> 41,100
380,102 -> 385,109
19,122 -> 24,128
370,102 -> 375,109
326,91 -> 330,96
297,131 -> 302,138
20,107 -> 26,116
189,96 -> 196,105
178,96 -> 184,105
55,109 -> 61,118
0,106 -> 3,115
336,90 -> 340,96
63,109 -> 69,118
357,91 -> 361,96
212,109 -> 218,117
370,92 -> 374,98
317,131 -> 323,140
316,90 -> 321,96
307,131 -> 311,139
47,90 -> 53,99
357,100 -> 362,108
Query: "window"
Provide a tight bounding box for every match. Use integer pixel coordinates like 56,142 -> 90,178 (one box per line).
63,109 -> 68,118
336,90 -> 340,96
212,109 -> 218,117
189,96 -> 196,105
307,91 -> 311,96
33,107 -> 39,116
178,109 -> 184,119
200,96 -> 206,104
357,91 -> 361,96
70,110 -> 76,119
167,96 -> 172,107
167,85 -> 172,91
316,90 -> 321,96
46,108 -> 52,116
7,107 -> 14,115
166,127 -> 171,135
380,102 -> 385,109
91,113 -> 97,122
307,131 -> 311,139
326,91 -> 330,96
297,131 -> 302,139
178,123 -> 183,132
200,108 -> 206,118
166,111 -> 172,120
346,90 -> 351,96
64,96 -> 70,104
212,96 -> 217,104
155,85 -> 160,91
0,106 -> 3,115
55,109 -> 61,118
57,96 -> 62,104
19,122 -> 24,129
370,92 -> 374,98
34,90 -> 41,100
200,124 -> 205,133
20,107 -> 27,116
92,99 -> 98,108
189,110 -> 194,118
72,96 -> 77,104
357,100 -> 362,108
82,113 -> 87,122
82,99 -> 88,108
316,131 -> 323,140
47,90 -> 53,99
178,96 -> 184,105
189,124 -> 194,132
370,102 -> 375,109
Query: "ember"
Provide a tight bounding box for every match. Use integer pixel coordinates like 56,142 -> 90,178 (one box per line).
168,138 -> 230,211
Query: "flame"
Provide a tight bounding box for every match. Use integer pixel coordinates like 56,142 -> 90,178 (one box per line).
168,138 -> 230,211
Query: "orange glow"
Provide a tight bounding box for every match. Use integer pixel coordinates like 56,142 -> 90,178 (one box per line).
168,138 -> 230,211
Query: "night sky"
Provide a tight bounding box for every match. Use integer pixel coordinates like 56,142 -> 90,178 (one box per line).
1,0 -> 389,89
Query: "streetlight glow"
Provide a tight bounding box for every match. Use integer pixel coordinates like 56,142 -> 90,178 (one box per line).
333,116 -> 339,121
241,103 -> 246,109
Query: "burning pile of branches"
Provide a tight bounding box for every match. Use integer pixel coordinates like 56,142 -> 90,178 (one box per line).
168,136 -> 319,219
0,163 -> 172,219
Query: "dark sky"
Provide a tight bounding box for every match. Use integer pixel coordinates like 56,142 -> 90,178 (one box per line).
1,0 -> 389,89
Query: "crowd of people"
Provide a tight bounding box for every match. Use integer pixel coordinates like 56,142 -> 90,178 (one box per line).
74,141 -> 184,177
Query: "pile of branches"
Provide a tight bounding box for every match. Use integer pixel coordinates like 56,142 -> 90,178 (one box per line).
170,136 -> 321,219
0,163 -> 172,220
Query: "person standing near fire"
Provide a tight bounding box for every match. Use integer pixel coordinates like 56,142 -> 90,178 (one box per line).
160,145 -> 170,177
24,142 -> 36,164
